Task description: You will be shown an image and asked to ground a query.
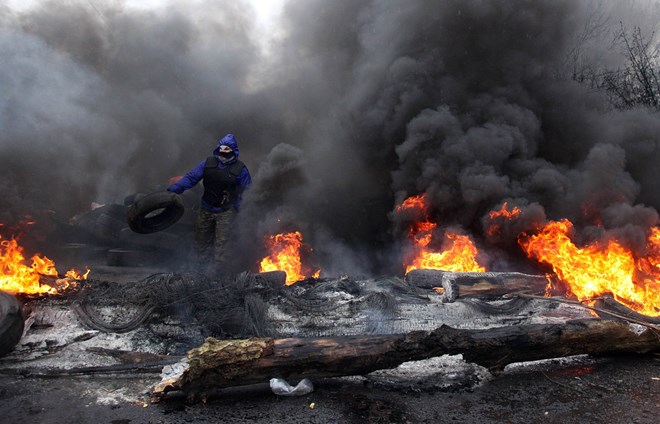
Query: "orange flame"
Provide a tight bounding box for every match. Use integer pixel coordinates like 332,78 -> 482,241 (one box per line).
395,194 -> 429,215
519,219 -> 660,317
638,227 -> 660,277
489,202 -> 522,221
0,235 -> 87,295
259,231 -> 320,285
397,195 -> 486,274
486,202 -> 523,237
406,231 -> 486,273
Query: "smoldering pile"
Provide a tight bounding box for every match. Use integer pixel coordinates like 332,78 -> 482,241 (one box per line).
2,267 -> 659,405
1,270 -> 599,371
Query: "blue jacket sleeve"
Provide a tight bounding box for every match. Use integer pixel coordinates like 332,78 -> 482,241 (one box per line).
167,160 -> 205,194
231,167 -> 252,210
236,167 -> 252,192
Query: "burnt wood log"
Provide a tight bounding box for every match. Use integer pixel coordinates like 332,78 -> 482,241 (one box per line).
405,269 -> 549,302
596,297 -> 660,324
152,318 -> 660,401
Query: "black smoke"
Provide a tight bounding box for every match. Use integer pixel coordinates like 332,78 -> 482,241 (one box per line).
1,0 -> 660,275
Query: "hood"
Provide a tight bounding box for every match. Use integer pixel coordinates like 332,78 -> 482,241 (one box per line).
212,133 -> 240,162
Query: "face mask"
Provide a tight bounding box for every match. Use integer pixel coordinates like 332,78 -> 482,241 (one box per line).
218,150 -> 235,163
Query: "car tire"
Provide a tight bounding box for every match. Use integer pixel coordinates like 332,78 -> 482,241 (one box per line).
0,291 -> 24,357
127,191 -> 185,234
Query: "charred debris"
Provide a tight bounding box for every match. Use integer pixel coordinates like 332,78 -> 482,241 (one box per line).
0,269 -> 658,403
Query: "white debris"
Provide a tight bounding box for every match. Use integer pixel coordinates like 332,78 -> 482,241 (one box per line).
160,358 -> 189,381
366,355 -> 492,392
270,378 -> 314,396
627,323 -> 650,335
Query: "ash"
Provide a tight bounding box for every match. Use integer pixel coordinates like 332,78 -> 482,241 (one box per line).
0,271 -> 597,400
267,276 -> 593,337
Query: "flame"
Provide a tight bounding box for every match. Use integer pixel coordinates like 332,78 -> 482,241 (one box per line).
519,219 -> 660,317
397,195 -> 486,274
406,231 -> 486,273
65,268 -> 91,280
638,227 -> 660,277
395,194 -> 429,214
486,202 -> 523,237
259,231 -> 320,285
488,202 -> 522,221
0,235 -> 87,295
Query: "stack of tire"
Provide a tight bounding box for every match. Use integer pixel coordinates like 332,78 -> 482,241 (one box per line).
72,204 -> 129,244
67,191 -> 186,267
109,191 -> 186,267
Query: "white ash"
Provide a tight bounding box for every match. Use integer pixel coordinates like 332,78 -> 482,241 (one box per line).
0,303 -> 173,371
627,322 -> 652,335
267,294 -> 594,337
159,357 -> 189,381
89,385 -> 149,407
503,354 -> 599,374
366,355 -> 493,392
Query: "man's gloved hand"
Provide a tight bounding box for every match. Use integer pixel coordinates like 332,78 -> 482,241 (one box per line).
167,176 -> 184,194
168,175 -> 183,185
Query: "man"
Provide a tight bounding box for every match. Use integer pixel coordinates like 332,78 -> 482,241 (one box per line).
168,134 -> 251,274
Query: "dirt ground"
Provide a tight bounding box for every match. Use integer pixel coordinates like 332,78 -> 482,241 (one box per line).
0,352 -> 658,423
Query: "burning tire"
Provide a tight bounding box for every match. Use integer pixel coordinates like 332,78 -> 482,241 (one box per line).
0,291 -> 24,357
127,191 -> 185,234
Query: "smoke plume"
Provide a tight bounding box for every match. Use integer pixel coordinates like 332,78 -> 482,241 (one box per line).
1,0 -> 660,275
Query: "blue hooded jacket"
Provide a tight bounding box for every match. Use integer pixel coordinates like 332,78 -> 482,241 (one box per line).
167,134 -> 252,212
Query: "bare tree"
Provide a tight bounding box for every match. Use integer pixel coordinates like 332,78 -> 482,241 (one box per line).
560,1 -> 613,83
580,23 -> 660,111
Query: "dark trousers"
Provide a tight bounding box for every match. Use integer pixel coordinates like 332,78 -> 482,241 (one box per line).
194,208 -> 236,271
